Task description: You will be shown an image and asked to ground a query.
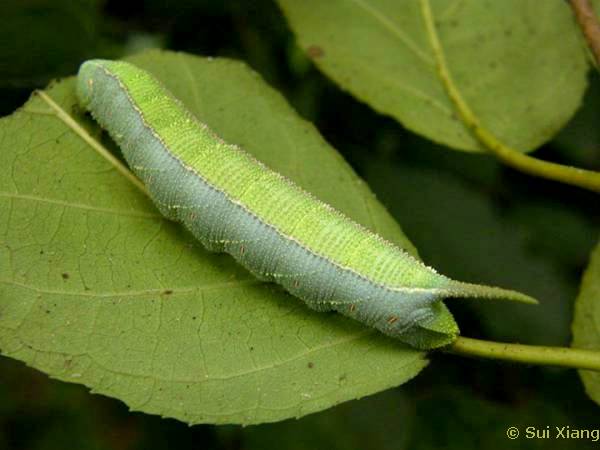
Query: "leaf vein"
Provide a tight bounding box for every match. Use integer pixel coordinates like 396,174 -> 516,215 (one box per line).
347,0 -> 433,65
0,192 -> 162,219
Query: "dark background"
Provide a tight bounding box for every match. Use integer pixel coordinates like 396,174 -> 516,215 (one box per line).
1,0 -> 599,449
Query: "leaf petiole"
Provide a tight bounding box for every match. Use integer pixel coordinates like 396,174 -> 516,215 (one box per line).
445,336 -> 600,372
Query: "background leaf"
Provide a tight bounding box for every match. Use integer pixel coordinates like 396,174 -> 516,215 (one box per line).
234,386 -> 584,450
0,49 -> 428,425
365,157 -> 591,345
277,0 -> 589,153
573,239 -> 600,406
0,0 -> 116,117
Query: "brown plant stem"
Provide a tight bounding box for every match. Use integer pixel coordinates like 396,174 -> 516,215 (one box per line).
570,0 -> 600,67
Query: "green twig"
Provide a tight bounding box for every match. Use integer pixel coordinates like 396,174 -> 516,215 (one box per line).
446,336 -> 600,372
420,0 -> 600,193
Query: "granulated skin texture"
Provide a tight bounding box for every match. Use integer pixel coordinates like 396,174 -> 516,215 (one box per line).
76,59 -> 534,349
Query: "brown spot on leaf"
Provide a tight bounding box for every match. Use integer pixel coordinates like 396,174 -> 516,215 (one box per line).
308,362 -> 314,369
306,45 -> 324,59
163,289 -> 173,295
61,273 -> 69,280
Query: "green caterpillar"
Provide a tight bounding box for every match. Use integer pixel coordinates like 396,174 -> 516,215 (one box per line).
76,59 -> 536,349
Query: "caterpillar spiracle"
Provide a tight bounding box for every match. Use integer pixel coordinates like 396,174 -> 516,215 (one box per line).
76,59 -> 536,350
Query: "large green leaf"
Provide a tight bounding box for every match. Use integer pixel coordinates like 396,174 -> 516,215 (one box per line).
573,239 -> 600,406
0,50 -> 428,425
277,0 -> 588,152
